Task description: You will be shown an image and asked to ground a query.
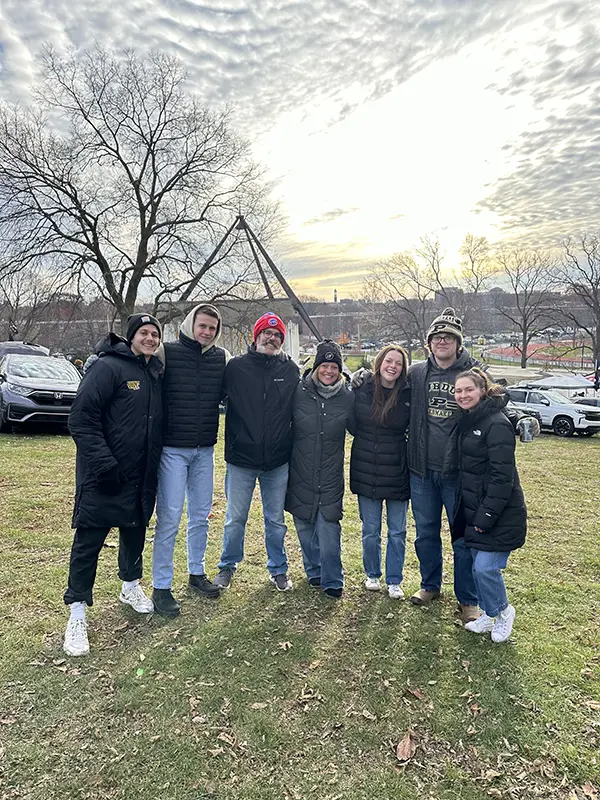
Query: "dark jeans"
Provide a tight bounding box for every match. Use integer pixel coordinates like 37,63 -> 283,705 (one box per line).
64,525 -> 146,606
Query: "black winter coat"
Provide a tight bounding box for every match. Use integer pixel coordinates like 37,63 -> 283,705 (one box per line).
349,377 -> 411,501
285,375 -> 354,523
68,333 -> 163,529
224,346 -> 300,470
162,333 -> 226,448
456,396 -> 527,552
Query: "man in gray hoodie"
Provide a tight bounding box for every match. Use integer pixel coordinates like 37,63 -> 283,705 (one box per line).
151,304 -> 229,616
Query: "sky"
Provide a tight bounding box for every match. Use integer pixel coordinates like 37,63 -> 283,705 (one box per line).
1,0 -> 600,298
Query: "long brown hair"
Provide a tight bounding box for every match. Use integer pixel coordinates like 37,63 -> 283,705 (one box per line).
371,344 -> 409,425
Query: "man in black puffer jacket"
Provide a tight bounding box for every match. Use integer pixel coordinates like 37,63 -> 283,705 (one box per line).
151,304 -> 228,617
64,314 -> 163,657
213,313 -> 299,592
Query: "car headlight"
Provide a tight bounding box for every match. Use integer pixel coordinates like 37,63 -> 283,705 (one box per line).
6,382 -> 32,397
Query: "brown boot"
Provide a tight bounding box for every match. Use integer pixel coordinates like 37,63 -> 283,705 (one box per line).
410,588 -> 441,606
459,604 -> 481,623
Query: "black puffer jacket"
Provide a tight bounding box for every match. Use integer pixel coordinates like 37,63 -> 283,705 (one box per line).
456,395 -> 527,552
224,345 -> 300,470
68,333 -> 163,529
285,374 -> 354,523
162,334 -> 226,448
349,376 -> 411,500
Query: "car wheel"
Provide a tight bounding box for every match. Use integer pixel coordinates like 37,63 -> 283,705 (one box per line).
552,415 -> 575,437
576,430 -> 597,437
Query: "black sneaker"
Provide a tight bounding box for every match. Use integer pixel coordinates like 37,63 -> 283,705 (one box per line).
324,587 -> 343,599
308,577 -> 321,587
270,573 -> 293,592
212,568 -> 234,590
151,588 -> 181,617
189,574 -> 221,598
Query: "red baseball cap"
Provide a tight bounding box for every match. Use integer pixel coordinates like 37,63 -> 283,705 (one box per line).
253,313 -> 286,342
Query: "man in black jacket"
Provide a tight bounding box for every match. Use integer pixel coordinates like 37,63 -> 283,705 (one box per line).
213,313 -> 299,592
151,304 -> 227,617
64,314 -> 163,656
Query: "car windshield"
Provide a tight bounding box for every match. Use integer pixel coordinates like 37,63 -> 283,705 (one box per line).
543,391 -> 572,405
7,356 -> 81,382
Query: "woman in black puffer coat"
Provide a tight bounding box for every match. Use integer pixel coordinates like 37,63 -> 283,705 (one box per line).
454,368 -> 527,643
349,344 -> 411,599
285,340 -> 354,598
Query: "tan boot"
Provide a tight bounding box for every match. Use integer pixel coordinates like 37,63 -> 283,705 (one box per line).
459,604 -> 481,623
410,588 -> 441,606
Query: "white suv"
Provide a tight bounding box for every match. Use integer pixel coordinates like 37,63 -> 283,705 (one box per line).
506,386 -> 600,437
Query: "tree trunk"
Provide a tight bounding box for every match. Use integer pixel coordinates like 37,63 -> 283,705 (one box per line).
520,332 -> 528,368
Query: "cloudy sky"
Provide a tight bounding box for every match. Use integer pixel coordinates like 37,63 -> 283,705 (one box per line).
1,0 -> 599,298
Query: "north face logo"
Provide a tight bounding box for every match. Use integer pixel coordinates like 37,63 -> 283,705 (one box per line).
473,429 -> 481,436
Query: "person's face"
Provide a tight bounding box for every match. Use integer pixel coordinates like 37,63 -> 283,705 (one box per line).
130,325 -> 161,358
455,377 -> 485,410
316,362 -> 340,385
193,313 -> 219,346
256,328 -> 284,355
429,333 -> 459,362
379,350 -> 404,383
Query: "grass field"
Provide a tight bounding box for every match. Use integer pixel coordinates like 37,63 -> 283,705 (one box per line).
0,429 -> 598,800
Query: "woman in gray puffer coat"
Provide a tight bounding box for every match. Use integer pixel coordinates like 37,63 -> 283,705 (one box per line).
285,340 -> 354,598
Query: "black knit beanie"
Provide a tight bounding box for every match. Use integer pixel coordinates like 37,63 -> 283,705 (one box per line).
126,313 -> 162,343
313,339 -> 343,372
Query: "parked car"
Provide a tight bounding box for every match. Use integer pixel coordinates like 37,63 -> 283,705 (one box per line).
506,386 -> 600,437
0,341 -> 50,358
0,353 -> 81,432
572,397 -> 600,408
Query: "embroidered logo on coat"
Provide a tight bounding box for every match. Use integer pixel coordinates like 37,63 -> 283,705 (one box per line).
127,381 -> 141,390
473,429 -> 481,436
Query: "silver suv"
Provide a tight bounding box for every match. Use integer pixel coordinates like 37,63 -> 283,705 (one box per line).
506,386 -> 600,437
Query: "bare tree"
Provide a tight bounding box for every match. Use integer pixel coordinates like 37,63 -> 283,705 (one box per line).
557,233 -> 600,372
493,247 -> 557,368
0,47 -> 275,331
456,234 -> 496,332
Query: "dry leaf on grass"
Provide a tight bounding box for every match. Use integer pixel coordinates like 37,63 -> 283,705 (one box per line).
278,641 -> 292,650
395,730 -> 417,763
404,687 -> 426,701
251,702 -> 268,710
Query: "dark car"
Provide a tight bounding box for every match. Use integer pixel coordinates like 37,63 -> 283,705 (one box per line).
0,353 -> 81,432
0,341 -> 50,358
573,397 -> 600,408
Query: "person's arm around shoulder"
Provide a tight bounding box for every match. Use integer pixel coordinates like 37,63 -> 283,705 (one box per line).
472,417 -> 517,532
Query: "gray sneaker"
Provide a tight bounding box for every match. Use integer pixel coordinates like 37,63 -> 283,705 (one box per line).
270,573 -> 293,592
213,568 -> 234,590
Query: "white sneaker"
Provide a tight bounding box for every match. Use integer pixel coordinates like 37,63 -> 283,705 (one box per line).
464,612 -> 495,634
119,581 -> 154,613
388,584 -> 405,600
64,617 -> 90,657
491,605 -> 515,643
364,577 -> 381,591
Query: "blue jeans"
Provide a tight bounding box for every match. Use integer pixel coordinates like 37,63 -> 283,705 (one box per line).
410,470 -> 477,605
218,463 -> 289,576
358,496 -> 408,585
293,512 -> 343,590
471,549 -> 510,617
152,446 -> 215,589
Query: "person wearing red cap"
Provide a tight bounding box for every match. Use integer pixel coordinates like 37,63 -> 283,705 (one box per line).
213,312 -> 299,592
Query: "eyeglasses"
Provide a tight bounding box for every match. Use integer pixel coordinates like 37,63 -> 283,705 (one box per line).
260,331 -> 283,341
431,334 -> 456,344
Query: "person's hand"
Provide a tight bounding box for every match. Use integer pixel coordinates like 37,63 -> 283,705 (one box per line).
516,416 -> 541,438
351,367 -> 371,389
474,526 -> 485,533
97,467 -> 127,495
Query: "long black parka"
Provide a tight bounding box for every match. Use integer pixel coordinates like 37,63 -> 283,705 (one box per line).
68,333 -> 164,529
349,376 -> 411,501
285,373 -> 355,523
456,395 -> 527,552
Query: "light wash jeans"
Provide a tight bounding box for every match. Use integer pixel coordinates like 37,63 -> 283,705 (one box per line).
358,496 -> 408,585
218,463 -> 289,576
471,549 -> 510,617
410,470 -> 478,606
293,512 -> 343,590
152,445 -> 214,589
